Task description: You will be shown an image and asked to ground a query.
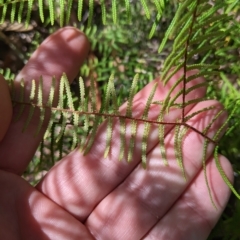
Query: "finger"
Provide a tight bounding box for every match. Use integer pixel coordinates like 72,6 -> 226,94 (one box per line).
0,27 -> 90,175
0,75 -> 12,142
142,155 -> 233,240
0,170 -> 94,239
84,100 -> 228,239
36,70 -> 206,221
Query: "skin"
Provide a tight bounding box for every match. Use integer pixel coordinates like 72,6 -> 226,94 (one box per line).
0,27 -> 233,240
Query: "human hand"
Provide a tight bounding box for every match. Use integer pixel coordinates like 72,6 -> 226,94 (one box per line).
0,27 -> 233,240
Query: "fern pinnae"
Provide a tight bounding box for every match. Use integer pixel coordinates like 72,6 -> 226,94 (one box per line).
22,79 -> 36,132
78,77 -> 89,148
214,146 -> 240,199
17,0 -> 24,23
38,0 -> 44,23
125,74 -> 140,162
48,0 -> 55,25
90,76 -> 97,113
66,0 -> 73,24
158,0 -> 194,53
203,109 -> 224,136
79,77 -> 85,111
35,77 -> 46,136
172,97 -> 207,109
25,0 -> 34,28
161,51 -> 185,83
153,0 -> 163,16
100,0 -> 107,25
59,0 -> 65,27
127,119 -> 138,163
78,0 -> 84,21
148,13 -> 161,39
141,83 -> 158,168
0,1 -> 7,24
107,78 -> 126,161
103,74 -> 115,158
193,15 -> 231,33
202,139 -> 217,209
162,63 -> 183,86
10,2 -> 16,23
124,0 -> 131,23
174,124 -> 187,180
83,112 -> 103,155
158,111 -> 167,166
212,103 -> 239,143
62,74 -> 78,150
187,43 -> 225,61
44,77 -> 56,139
15,78 -> 26,121
126,74 -> 139,118
88,0 -> 94,28
141,122 -> 150,168
55,75 -> 67,143
112,0 -> 117,24
183,106 -> 215,123
168,82 -> 208,110
140,0 -> 150,19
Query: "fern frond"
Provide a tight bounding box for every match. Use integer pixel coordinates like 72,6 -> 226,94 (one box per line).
202,139 -> 217,209
35,77 -> 45,136
103,74 -> 115,158
174,124 -> 187,180
124,0 -> 131,23
66,0 -> 74,25
214,146 -> 240,199
16,78 -> 25,121
112,0 -> 117,24
127,119 -> 138,162
44,77 -> 56,139
38,0 -> 44,23
126,74 -> 139,118
23,79 -> 36,132
141,82 -> 158,168
88,0 -> 94,28
158,111 -> 167,165
48,0 -> 55,25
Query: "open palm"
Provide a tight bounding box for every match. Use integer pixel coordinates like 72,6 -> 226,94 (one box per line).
0,27 -> 233,240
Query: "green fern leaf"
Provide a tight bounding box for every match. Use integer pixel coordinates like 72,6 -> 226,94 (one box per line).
38,0 -> 44,23
10,2 -> 16,23
66,0 -> 73,24
0,1 -> 7,24
112,0 -> 117,24
124,0 -> 131,23
48,0 -> 55,25
88,0 -> 94,28
59,0 -> 65,27
140,0 -> 150,19
25,0 -> 34,28
99,0 -> 106,24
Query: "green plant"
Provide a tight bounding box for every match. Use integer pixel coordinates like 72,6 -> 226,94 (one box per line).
1,0 -> 240,238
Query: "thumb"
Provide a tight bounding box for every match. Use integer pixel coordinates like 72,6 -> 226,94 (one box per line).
0,74 -> 12,142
